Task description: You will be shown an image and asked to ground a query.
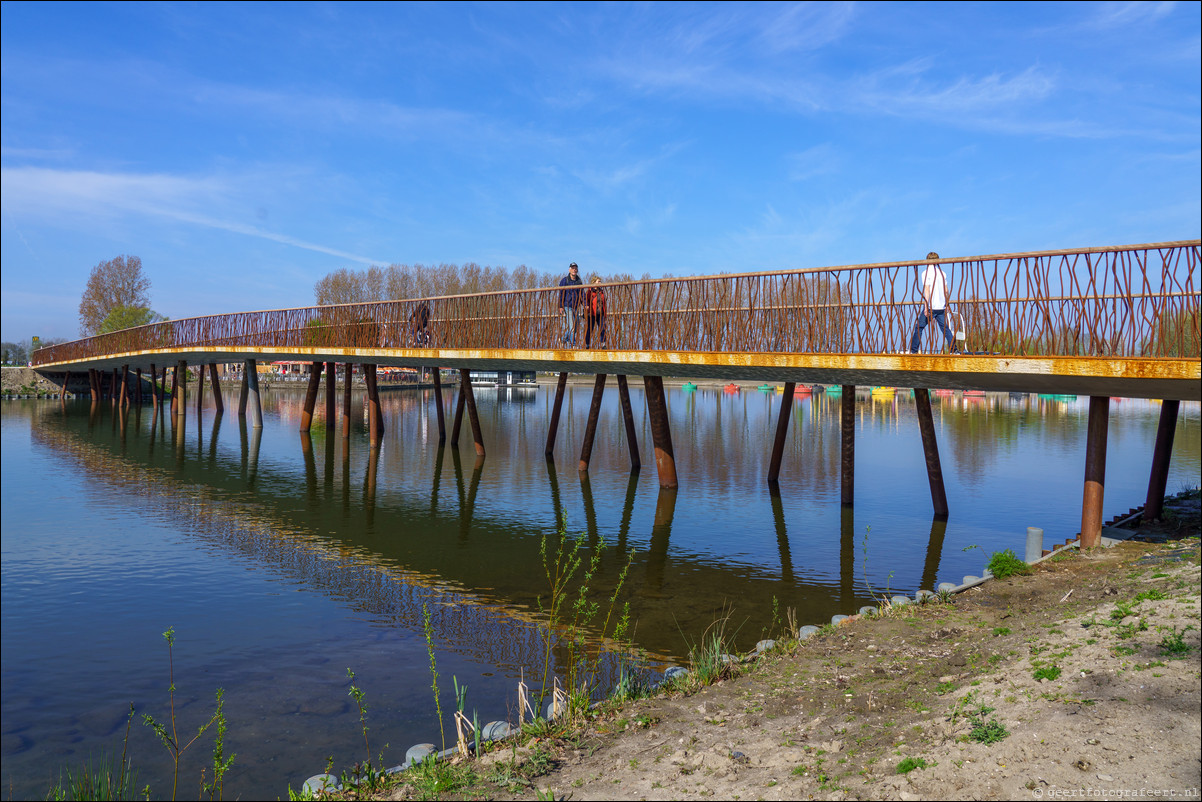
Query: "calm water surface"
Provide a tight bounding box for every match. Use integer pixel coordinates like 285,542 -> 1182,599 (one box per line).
2,383 -> 1198,799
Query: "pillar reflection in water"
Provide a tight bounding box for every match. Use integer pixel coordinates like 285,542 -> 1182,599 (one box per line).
644,486 -> 677,596
545,457 -> 565,528
300,431 -> 317,504
245,424 -> 261,487
579,470 -> 600,548
364,441 -> 380,528
839,506 -> 855,608
770,491 -> 795,584
617,473 -> 639,554
920,517 -> 949,592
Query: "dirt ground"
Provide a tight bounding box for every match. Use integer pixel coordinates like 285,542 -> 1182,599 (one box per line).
359,496 -> 1200,802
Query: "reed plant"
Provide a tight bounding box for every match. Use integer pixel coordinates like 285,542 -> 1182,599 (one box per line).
46,704 -> 144,801
536,518 -> 638,719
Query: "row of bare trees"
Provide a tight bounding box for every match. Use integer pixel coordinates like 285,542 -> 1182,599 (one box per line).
313,262 -> 644,306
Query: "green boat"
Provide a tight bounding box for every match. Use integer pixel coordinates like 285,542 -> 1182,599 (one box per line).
682,382 -> 698,391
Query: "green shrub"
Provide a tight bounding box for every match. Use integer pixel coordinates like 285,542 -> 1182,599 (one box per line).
987,549 -> 1031,579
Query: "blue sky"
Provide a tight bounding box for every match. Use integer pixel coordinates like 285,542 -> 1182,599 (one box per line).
2,1 -> 1199,343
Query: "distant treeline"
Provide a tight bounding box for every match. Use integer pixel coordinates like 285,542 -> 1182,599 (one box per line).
313,263 -> 647,306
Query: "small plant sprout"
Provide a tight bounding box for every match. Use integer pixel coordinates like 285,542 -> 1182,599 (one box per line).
347,668 -> 371,761
422,603 -> 446,751
141,627 -> 233,801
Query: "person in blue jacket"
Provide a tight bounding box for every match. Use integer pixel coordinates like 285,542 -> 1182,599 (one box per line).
558,262 -> 584,346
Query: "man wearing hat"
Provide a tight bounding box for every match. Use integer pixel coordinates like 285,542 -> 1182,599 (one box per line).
558,262 -> 584,346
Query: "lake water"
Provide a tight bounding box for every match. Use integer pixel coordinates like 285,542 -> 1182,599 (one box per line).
2,382 -> 1198,799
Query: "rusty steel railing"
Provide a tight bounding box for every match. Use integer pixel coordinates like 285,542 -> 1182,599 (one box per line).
33,241 -> 1201,367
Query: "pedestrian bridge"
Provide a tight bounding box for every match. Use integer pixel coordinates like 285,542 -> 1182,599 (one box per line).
33,240 -> 1199,400
31,240 -> 1201,547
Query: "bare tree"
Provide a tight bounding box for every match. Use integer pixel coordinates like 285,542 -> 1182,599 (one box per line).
78,255 -> 152,337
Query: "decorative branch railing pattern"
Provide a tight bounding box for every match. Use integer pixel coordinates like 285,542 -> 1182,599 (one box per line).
33,241 -> 1201,367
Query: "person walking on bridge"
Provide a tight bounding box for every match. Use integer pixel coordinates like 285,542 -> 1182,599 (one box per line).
584,276 -> 608,349
558,262 -> 584,347
909,251 -> 956,354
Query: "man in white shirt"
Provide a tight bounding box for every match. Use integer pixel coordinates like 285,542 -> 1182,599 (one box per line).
909,251 -> 956,354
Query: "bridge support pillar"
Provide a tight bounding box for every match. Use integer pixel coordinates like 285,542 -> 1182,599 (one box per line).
325,361 -> 336,430
450,383 -> 465,448
244,360 -> 263,429
238,363 -> 248,417
915,388 -> 949,519
643,375 -> 677,489
120,365 -> 130,407
1144,400 -> 1180,521
301,361 -> 323,432
110,368 -> 118,403
432,368 -> 446,443
88,369 -> 98,402
767,381 -> 796,485
175,361 -> 187,419
545,371 -> 569,460
1081,396 -> 1110,548
134,369 -> 143,406
342,363 -> 352,438
459,369 -> 485,457
365,364 -> 382,446
209,364 -> 224,414
579,374 -> 607,472
616,375 -> 641,473
841,386 -> 856,506
196,361 -> 205,417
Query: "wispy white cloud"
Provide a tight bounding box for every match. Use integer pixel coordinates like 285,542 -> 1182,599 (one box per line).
787,143 -> 840,181
853,61 -> 1055,116
1086,1 -> 1176,29
190,82 -> 475,137
758,2 -> 855,54
0,167 -> 385,264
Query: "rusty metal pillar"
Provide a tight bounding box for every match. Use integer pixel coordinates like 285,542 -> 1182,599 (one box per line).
209,364 -> 224,414
148,364 -> 158,409
197,358 -> 206,418
245,360 -> 262,429
578,374 -> 608,472
1144,400 -> 1180,521
365,364 -> 381,446
450,383 -> 465,448
432,368 -> 446,443
914,388 -> 949,519
134,369 -> 143,406
325,361 -> 336,430
767,381 -> 796,484
616,375 -> 641,472
372,367 -> 384,437
238,364 -> 248,417
119,365 -> 130,407
300,361 -> 323,432
841,386 -> 855,506
459,369 -> 485,457
342,363 -> 352,438
110,368 -> 119,403
175,361 -> 187,418
545,371 -> 569,459
643,375 -> 678,489
1081,396 -> 1110,549
88,369 -> 98,402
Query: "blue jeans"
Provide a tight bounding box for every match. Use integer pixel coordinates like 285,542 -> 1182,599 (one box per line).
910,309 -> 954,353
561,306 -> 579,345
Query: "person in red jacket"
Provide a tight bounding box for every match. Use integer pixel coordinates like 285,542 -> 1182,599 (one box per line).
584,276 -> 608,349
